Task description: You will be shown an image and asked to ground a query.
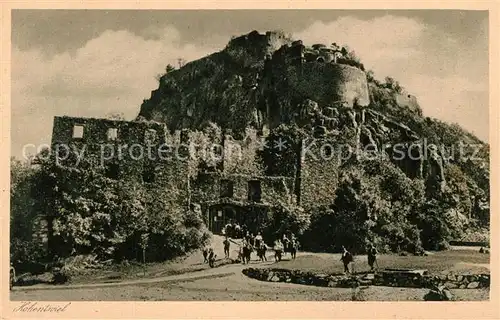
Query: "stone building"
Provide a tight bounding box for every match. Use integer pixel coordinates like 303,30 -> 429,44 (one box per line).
49,108 -> 350,237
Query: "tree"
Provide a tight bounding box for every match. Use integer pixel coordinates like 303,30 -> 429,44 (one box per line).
29,145 -> 210,262
384,77 -> 403,93
261,202 -> 310,243
10,157 -> 54,270
258,124 -> 307,176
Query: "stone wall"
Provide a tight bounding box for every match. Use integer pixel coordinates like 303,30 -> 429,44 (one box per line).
290,63 -> 370,108
374,270 -> 490,289
31,215 -> 49,252
44,116 -> 191,247
222,130 -> 263,175
298,138 -> 341,208
243,268 -> 490,289
395,92 -> 420,114
52,116 -> 188,181
191,172 -> 295,207
52,116 -> 169,151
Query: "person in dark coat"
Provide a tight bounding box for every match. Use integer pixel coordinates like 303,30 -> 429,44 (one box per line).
241,238 -> 253,264
257,243 -> 267,262
367,244 -> 378,271
202,247 -> 209,263
340,245 -> 353,274
208,248 -> 216,268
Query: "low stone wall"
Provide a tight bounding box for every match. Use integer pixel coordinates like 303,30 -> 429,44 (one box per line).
242,268 -> 490,289
373,270 -> 490,289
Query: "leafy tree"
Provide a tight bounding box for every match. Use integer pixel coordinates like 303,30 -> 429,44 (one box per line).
10,157 -> 47,270
261,202 -> 310,243
258,124 -> 307,177
33,147 -> 210,262
413,200 -> 452,250
384,77 -> 403,93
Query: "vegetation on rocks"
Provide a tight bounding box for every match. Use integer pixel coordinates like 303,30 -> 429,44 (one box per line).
10,30 -> 489,271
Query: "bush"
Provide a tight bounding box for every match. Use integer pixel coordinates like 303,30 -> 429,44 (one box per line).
377,222 -> 423,254
36,151 -> 210,263
261,202 -> 310,243
302,161 -> 427,254
52,267 -> 70,284
435,240 -> 450,251
10,238 -> 47,274
414,201 -> 452,251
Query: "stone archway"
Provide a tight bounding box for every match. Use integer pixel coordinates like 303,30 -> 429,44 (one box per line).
206,204 -> 270,235
207,204 -> 241,234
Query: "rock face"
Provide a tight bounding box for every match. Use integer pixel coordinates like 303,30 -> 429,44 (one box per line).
138,30 -> 369,137
136,29 -> 489,231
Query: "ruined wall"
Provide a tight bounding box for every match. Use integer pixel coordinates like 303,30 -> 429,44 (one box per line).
396,93 -> 420,114
226,30 -> 291,62
191,172 -> 295,207
51,116 -> 189,201
298,138 -> 341,208
290,63 -> 370,108
31,215 -> 49,252
222,129 -> 264,175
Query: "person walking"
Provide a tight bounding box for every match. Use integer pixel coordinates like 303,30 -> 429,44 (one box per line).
223,236 -> 231,259
254,232 -> 263,248
274,239 -> 284,262
242,238 -> 253,264
234,223 -> 241,238
202,246 -> 209,264
282,234 -> 290,256
340,245 -> 353,274
367,244 -> 378,271
208,248 -> 216,268
257,242 -> 267,262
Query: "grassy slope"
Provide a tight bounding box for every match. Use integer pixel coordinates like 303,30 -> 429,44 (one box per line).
272,250 -> 490,275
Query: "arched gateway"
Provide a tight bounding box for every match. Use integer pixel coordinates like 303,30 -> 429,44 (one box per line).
204,202 -> 270,235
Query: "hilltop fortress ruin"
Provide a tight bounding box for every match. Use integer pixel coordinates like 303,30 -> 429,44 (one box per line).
45,30 -> 458,240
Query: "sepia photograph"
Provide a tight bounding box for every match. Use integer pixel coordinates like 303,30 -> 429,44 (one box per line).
6,7 -> 494,308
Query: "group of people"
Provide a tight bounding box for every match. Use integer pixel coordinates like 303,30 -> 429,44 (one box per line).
202,247 -> 217,268
229,231 -> 300,264
233,231 -> 268,264
214,225 -> 380,274
222,221 -> 248,239
272,233 -> 299,262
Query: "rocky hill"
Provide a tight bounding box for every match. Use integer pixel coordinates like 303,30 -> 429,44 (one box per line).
138,30 -> 371,136
137,30 -> 490,249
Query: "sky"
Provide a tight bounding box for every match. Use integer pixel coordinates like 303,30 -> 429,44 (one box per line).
11,10 -> 489,159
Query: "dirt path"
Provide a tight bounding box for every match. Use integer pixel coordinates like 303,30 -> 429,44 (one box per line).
11,270 -> 489,301
10,245 -> 278,291
10,238 -> 490,301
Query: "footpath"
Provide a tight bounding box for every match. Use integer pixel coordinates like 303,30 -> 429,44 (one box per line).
12,235 -> 277,292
